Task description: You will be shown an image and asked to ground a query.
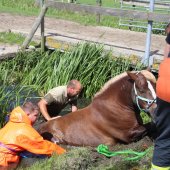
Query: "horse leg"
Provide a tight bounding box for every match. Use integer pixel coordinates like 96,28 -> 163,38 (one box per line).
39,122 -> 66,144
129,125 -> 148,142
143,121 -> 157,140
103,137 -> 118,146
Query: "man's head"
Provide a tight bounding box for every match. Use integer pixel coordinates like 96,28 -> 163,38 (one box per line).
67,80 -> 82,97
21,102 -> 40,124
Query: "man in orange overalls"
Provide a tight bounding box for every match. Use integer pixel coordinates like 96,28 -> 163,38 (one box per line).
151,24 -> 170,170
0,102 -> 66,170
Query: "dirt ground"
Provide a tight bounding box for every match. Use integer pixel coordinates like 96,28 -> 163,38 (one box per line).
0,12 -> 166,64
18,137 -> 154,170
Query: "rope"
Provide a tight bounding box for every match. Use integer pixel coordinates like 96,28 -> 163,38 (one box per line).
96,144 -> 152,161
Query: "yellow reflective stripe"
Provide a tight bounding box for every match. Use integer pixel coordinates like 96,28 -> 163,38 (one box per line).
151,163 -> 170,170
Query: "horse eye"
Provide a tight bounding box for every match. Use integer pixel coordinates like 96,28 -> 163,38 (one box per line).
139,89 -> 145,93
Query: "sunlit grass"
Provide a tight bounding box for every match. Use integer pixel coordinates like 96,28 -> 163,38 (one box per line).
0,0 -> 167,33
0,32 -> 37,46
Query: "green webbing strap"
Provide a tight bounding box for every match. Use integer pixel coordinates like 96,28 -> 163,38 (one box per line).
96,144 -> 152,161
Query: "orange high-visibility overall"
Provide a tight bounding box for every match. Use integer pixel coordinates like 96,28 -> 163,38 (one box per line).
152,58 -> 170,168
156,58 -> 170,102
0,106 -> 66,167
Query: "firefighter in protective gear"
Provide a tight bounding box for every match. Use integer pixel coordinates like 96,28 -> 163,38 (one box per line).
151,23 -> 170,170
0,102 -> 66,169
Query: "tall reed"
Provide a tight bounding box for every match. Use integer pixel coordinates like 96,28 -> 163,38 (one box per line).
0,43 -> 143,97
0,43 -> 143,126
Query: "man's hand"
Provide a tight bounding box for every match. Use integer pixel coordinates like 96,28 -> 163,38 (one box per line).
71,105 -> 78,112
38,99 -> 51,121
49,116 -> 61,120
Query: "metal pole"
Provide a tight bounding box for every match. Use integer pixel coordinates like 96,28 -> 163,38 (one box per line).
41,0 -> 45,53
143,0 -> 155,66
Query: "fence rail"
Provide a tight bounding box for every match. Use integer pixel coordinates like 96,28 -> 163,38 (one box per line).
119,0 -> 170,31
46,1 -> 170,23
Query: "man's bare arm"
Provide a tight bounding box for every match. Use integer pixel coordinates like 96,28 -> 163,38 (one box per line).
38,99 -> 51,121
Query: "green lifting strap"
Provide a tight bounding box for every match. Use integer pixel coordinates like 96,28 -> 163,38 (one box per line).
96,144 -> 152,161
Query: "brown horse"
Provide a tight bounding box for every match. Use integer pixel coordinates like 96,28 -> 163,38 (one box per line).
39,70 -> 157,147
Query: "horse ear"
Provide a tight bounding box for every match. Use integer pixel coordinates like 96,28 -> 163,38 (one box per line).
141,67 -> 151,72
140,70 -> 156,83
146,67 -> 151,72
126,71 -> 138,81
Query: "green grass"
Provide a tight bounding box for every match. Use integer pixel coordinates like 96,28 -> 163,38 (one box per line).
0,0 -> 168,33
0,0 -> 41,16
76,0 -> 121,9
18,147 -> 93,170
141,111 -> 152,124
17,144 -> 153,170
0,32 -> 37,46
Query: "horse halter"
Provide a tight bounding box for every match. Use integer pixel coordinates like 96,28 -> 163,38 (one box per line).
134,80 -> 156,113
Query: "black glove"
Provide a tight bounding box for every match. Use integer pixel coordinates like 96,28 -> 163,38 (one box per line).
166,33 -> 170,44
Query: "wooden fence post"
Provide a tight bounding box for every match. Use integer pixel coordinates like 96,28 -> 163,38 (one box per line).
41,0 -> 45,53
22,4 -> 47,49
96,0 -> 102,24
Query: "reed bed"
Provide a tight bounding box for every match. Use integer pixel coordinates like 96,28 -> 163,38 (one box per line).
0,43 -> 143,126
0,43 -> 143,96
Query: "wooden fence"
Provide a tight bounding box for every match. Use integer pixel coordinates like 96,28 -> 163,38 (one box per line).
46,1 -> 169,22
22,1 -> 170,58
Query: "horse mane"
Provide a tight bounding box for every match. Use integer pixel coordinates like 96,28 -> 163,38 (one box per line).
140,70 -> 156,83
94,70 -> 156,98
94,72 -> 128,98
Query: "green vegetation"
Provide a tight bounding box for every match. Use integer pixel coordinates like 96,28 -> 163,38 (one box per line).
17,140 -> 153,170
18,147 -> 93,170
0,0 -> 40,16
0,43 -> 143,126
0,32 -> 37,45
0,0 -> 168,33
141,111 -> 152,124
0,43 -> 142,96
0,0 -> 120,28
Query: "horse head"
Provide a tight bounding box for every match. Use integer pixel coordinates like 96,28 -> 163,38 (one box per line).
127,71 -> 157,120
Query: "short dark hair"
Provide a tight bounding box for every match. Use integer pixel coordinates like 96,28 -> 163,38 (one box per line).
22,102 -> 39,115
67,79 -> 82,89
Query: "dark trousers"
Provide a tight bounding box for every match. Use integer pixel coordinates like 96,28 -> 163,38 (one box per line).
152,97 -> 170,167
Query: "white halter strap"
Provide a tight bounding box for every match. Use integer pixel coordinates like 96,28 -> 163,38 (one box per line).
134,80 -> 156,112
